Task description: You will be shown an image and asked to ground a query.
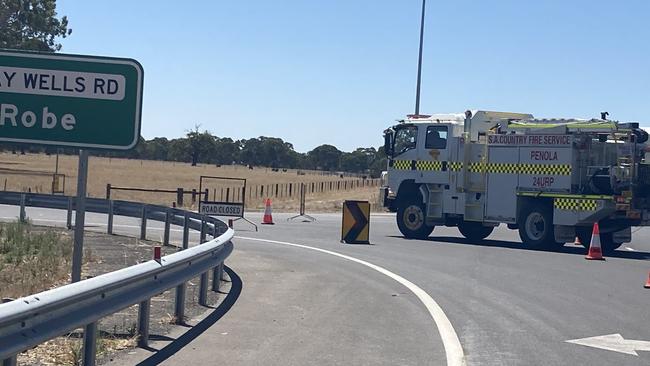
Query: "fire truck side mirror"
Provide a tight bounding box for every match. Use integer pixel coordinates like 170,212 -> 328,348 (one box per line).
384,133 -> 394,156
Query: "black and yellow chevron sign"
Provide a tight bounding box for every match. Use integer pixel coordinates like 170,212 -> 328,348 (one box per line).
341,200 -> 370,244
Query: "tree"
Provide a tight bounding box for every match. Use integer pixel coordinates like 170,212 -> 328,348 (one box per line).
0,0 -> 71,52
308,144 -> 342,171
340,147 -> 377,173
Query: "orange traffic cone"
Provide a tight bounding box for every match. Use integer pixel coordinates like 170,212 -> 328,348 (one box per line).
644,271 -> 650,289
585,222 -> 605,260
262,199 -> 274,225
574,236 -> 582,246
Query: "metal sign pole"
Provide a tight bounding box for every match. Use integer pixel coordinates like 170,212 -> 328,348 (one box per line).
71,150 -> 89,283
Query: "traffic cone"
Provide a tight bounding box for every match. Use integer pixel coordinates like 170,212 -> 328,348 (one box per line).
262,199 -> 274,225
573,236 -> 582,246
585,222 -> 605,260
644,271 -> 650,289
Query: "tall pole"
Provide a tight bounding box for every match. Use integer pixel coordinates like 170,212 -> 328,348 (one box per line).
414,0 -> 426,115
71,149 -> 89,283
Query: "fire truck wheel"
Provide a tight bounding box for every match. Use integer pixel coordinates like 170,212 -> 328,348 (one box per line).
518,204 -> 561,249
458,221 -> 494,241
576,228 -> 624,254
397,199 -> 434,239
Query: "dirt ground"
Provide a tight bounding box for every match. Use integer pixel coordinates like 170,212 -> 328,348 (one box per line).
10,227 -> 224,366
0,153 -> 382,211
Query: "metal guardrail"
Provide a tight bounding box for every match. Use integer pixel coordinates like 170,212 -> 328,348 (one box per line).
0,191 -> 234,366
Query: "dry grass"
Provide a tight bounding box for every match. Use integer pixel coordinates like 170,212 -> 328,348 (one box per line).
0,222 -> 74,299
17,331 -> 137,366
0,152 -> 381,211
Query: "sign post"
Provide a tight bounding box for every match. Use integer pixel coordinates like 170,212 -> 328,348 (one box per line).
0,49 -> 143,283
71,150 -> 88,283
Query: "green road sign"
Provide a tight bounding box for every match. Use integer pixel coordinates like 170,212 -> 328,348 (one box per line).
0,49 -> 143,150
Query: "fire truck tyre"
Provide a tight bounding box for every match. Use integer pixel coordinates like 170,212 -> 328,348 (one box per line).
397,200 -> 434,239
518,204 -> 562,249
458,222 -> 493,241
576,229 -> 623,254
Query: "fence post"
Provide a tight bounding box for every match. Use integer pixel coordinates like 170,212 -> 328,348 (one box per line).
137,299 -> 151,348
191,189 -> 197,204
19,193 -> 26,223
204,188 -> 209,202
226,188 -> 230,202
107,200 -> 114,235
177,188 -> 184,207
66,197 -> 73,229
163,210 -> 171,246
140,205 -> 147,240
82,322 -> 97,366
105,183 -> 111,200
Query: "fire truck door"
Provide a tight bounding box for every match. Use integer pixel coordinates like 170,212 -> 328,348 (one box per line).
417,125 -> 451,211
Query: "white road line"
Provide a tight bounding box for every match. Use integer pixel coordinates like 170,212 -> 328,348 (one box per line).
236,235 -> 465,366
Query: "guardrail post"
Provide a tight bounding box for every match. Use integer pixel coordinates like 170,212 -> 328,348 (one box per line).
175,283 -> 186,324
105,183 -> 111,200
83,322 -> 97,366
182,213 -> 190,249
200,219 -> 207,243
66,197 -> 73,229
2,355 -> 16,366
212,262 -> 223,292
19,193 -> 26,223
199,272 -> 209,306
137,299 -> 151,348
140,205 -> 147,240
107,200 -> 114,235
163,211 -> 171,246
1,298 -> 17,366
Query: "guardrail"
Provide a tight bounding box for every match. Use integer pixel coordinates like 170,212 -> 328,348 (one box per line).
0,191 -> 233,366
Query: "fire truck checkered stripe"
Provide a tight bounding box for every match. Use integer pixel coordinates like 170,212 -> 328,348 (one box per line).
488,163 -> 518,174
416,160 -> 443,171
392,160 -> 412,170
448,162 -> 463,171
519,164 -> 571,175
554,198 -> 598,211
390,160 -> 571,175
466,162 -> 572,175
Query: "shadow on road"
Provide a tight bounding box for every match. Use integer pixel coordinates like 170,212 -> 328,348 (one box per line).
136,266 -> 243,366
388,235 -> 650,261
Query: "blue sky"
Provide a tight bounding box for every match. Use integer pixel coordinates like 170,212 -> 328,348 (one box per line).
56,0 -> 649,152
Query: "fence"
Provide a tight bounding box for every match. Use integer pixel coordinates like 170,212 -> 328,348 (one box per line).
0,191 -> 233,366
105,178 -> 382,206
105,184 -> 207,207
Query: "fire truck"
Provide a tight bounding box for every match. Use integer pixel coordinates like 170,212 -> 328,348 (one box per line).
380,110 -> 650,252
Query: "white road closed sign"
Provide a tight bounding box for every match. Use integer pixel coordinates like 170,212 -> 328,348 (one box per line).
199,202 -> 244,217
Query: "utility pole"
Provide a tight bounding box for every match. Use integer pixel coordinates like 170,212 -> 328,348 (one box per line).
414,0 -> 426,115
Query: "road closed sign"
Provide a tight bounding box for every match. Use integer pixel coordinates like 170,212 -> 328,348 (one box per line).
0,49 -> 143,150
199,202 -> 244,217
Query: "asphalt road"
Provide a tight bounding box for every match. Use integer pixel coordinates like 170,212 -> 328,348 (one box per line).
2,205 -> 650,365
